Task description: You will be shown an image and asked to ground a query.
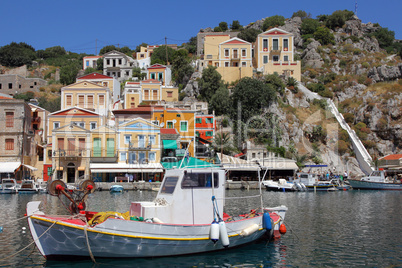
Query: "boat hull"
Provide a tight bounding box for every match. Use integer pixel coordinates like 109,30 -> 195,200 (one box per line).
27,203 -> 280,260
348,179 -> 402,190
265,185 -> 297,192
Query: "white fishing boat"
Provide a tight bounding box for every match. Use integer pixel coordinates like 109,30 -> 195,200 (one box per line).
348,170 -> 402,190
18,179 -> 39,194
293,173 -> 348,191
109,184 -> 124,193
27,168 -> 288,260
0,178 -> 18,194
262,178 -> 306,192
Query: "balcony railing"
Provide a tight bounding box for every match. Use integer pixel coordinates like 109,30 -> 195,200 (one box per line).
270,46 -> 282,52
129,142 -> 152,150
31,117 -> 41,123
53,149 -> 87,158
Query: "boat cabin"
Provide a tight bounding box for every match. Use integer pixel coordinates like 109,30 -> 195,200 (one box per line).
294,172 -> 318,186
130,168 -> 226,224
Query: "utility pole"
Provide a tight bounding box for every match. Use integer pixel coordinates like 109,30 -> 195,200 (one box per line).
95,39 -> 98,55
165,36 -> 168,65
355,1 -> 358,16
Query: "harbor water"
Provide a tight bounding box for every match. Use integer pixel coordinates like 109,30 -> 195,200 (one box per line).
0,189 -> 401,267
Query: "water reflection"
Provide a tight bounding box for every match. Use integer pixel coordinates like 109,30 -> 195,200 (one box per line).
0,190 -> 401,267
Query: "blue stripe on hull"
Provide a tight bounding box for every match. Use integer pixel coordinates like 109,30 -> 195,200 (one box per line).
348,180 -> 402,190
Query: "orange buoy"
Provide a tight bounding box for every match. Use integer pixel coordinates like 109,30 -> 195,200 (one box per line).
279,224 -> 287,234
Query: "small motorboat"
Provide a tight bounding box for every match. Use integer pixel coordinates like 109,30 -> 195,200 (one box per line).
262,178 -> 301,192
348,170 -> 402,190
0,178 -> 18,194
109,185 -> 124,193
27,167 -> 288,260
18,179 -> 39,194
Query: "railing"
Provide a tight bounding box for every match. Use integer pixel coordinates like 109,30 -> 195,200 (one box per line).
129,142 -> 152,150
31,117 -> 41,123
270,46 -> 282,52
53,149 -> 87,157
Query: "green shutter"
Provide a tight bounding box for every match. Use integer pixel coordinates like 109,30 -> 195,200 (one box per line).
93,138 -> 101,157
107,138 -> 115,157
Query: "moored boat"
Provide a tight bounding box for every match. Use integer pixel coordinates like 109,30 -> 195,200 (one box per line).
262,178 -> 305,192
18,179 -> 39,194
293,173 -> 347,191
109,184 -> 124,193
348,170 -> 402,190
27,168 -> 288,260
0,178 -> 18,194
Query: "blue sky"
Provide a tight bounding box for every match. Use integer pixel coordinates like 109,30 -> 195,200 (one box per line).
2,0 -> 401,55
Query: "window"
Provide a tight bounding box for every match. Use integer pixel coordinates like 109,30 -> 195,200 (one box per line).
47,167 -> 52,176
5,112 -> 14,127
66,95 -> 72,106
263,39 -> 268,50
273,39 -> 279,50
196,131 -> 200,137
144,90 -> 149,99
180,121 -> 188,132
74,122 -> 85,128
242,62 -> 247,67
206,118 -> 213,124
67,138 -> 75,156
5,139 -> 14,150
138,152 -> 146,163
118,59 -> 122,65
273,55 -> 279,62
153,90 -> 158,100
54,122 -> 60,129
160,176 -> 178,194
103,82 -> 108,87
124,135 -> 131,144
284,55 -> 289,62
99,95 -> 105,106
167,91 -> 173,98
167,121 -> 173,129
224,49 -> 229,57
78,95 -> 85,106
242,49 -> 247,57
233,49 -> 238,58
8,83 -> 12,89
206,131 -> 213,137
233,62 -> 238,67
79,138 -> 85,154
58,138 -> 64,150
195,118 -> 202,124
126,71 -> 130,76
263,56 -> 268,64
158,72 -> 163,81
129,152 -> 136,163
120,152 -> 127,161
106,59 -> 110,65
225,62 -> 229,67
149,135 -> 156,146
149,152 -> 156,161
90,122 -> 97,130
283,39 -> 288,50
150,73 -> 156,80
181,172 -> 219,188
107,138 -> 115,157
130,96 -> 135,108
86,60 -> 89,66
138,135 -> 145,148
93,138 -> 101,157
87,95 -> 94,108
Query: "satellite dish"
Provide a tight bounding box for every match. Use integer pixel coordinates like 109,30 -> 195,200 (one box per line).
173,119 -> 177,123
160,122 -> 165,127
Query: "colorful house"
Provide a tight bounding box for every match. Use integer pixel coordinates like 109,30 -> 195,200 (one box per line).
61,81 -> 112,118
82,56 -> 103,70
103,50 -> 137,82
255,28 -> 301,81
76,72 -> 120,103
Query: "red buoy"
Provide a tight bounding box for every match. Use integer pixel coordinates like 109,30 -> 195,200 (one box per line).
56,185 -> 64,191
87,185 -> 94,190
78,203 -> 84,210
279,224 -> 287,234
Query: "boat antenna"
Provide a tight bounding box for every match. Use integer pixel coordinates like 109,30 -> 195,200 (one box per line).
258,166 -> 264,214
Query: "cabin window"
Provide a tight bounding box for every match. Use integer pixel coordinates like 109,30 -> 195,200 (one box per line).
181,172 -> 219,188
160,176 -> 179,194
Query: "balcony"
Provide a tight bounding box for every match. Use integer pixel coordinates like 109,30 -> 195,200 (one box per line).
129,142 -> 152,151
270,46 -> 282,53
31,117 -> 41,123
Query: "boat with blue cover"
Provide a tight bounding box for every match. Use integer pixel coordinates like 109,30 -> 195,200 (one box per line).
109,185 -> 124,193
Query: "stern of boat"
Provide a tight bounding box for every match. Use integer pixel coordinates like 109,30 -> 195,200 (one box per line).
264,205 -> 288,239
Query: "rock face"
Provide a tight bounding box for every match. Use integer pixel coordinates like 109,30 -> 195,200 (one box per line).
183,71 -> 201,97
368,64 -> 402,82
302,40 -> 324,68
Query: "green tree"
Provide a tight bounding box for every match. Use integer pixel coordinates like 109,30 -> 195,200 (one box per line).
199,66 -> 225,101
99,45 -> 119,55
230,77 -> 276,122
325,10 -> 354,30
150,45 -> 176,65
264,73 -> 285,95
96,57 -> 103,71
84,67 -> 98,74
291,10 -> 312,20
262,15 -> 285,31
60,60 -> 81,85
172,49 -> 194,88
14,91 -> 35,102
214,26 -> 222,32
230,20 -> 242,31
237,28 -> 262,43
371,27 -> 395,49
120,46 -> 132,55
301,18 -> 320,35
132,67 -> 146,80
38,46 -> 67,59
314,27 -> 335,45
182,36 -> 197,54
210,87 -> 231,115
219,22 -> 228,31
38,95 -> 61,112
0,42 -> 36,67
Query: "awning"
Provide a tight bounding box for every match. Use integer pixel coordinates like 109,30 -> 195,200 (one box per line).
0,162 -> 21,173
22,164 -> 38,171
90,163 -> 164,173
162,139 -> 177,149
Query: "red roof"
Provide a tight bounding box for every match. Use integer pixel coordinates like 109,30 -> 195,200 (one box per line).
77,73 -> 113,80
84,56 -> 103,59
0,96 -> 13,99
380,154 -> 402,160
225,40 -> 247,44
160,128 -> 178,135
142,79 -> 161,83
148,64 -> 166,69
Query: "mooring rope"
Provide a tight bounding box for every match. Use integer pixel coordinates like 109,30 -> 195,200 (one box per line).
217,194 -> 261,200
84,224 -> 96,263
0,219 -> 57,262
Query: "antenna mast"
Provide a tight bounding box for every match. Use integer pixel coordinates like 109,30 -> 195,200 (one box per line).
355,1 -> 358,16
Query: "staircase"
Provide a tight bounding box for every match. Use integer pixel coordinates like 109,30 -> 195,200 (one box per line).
297,82 -> 374,175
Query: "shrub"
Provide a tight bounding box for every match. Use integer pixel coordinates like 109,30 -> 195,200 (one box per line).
325,10 -> 354,30
262,15 -> 285,31
336,140 -> 349,155
314,27 -> 335,45
343,113 -> 355,124
301,18 -> 320,35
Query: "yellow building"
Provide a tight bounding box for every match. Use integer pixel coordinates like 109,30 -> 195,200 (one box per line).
76,72 -> 121,103
255,28 -> 301,81
61,80 -> 112,118
152,107 -> 196,157
202,35 -> 253,83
